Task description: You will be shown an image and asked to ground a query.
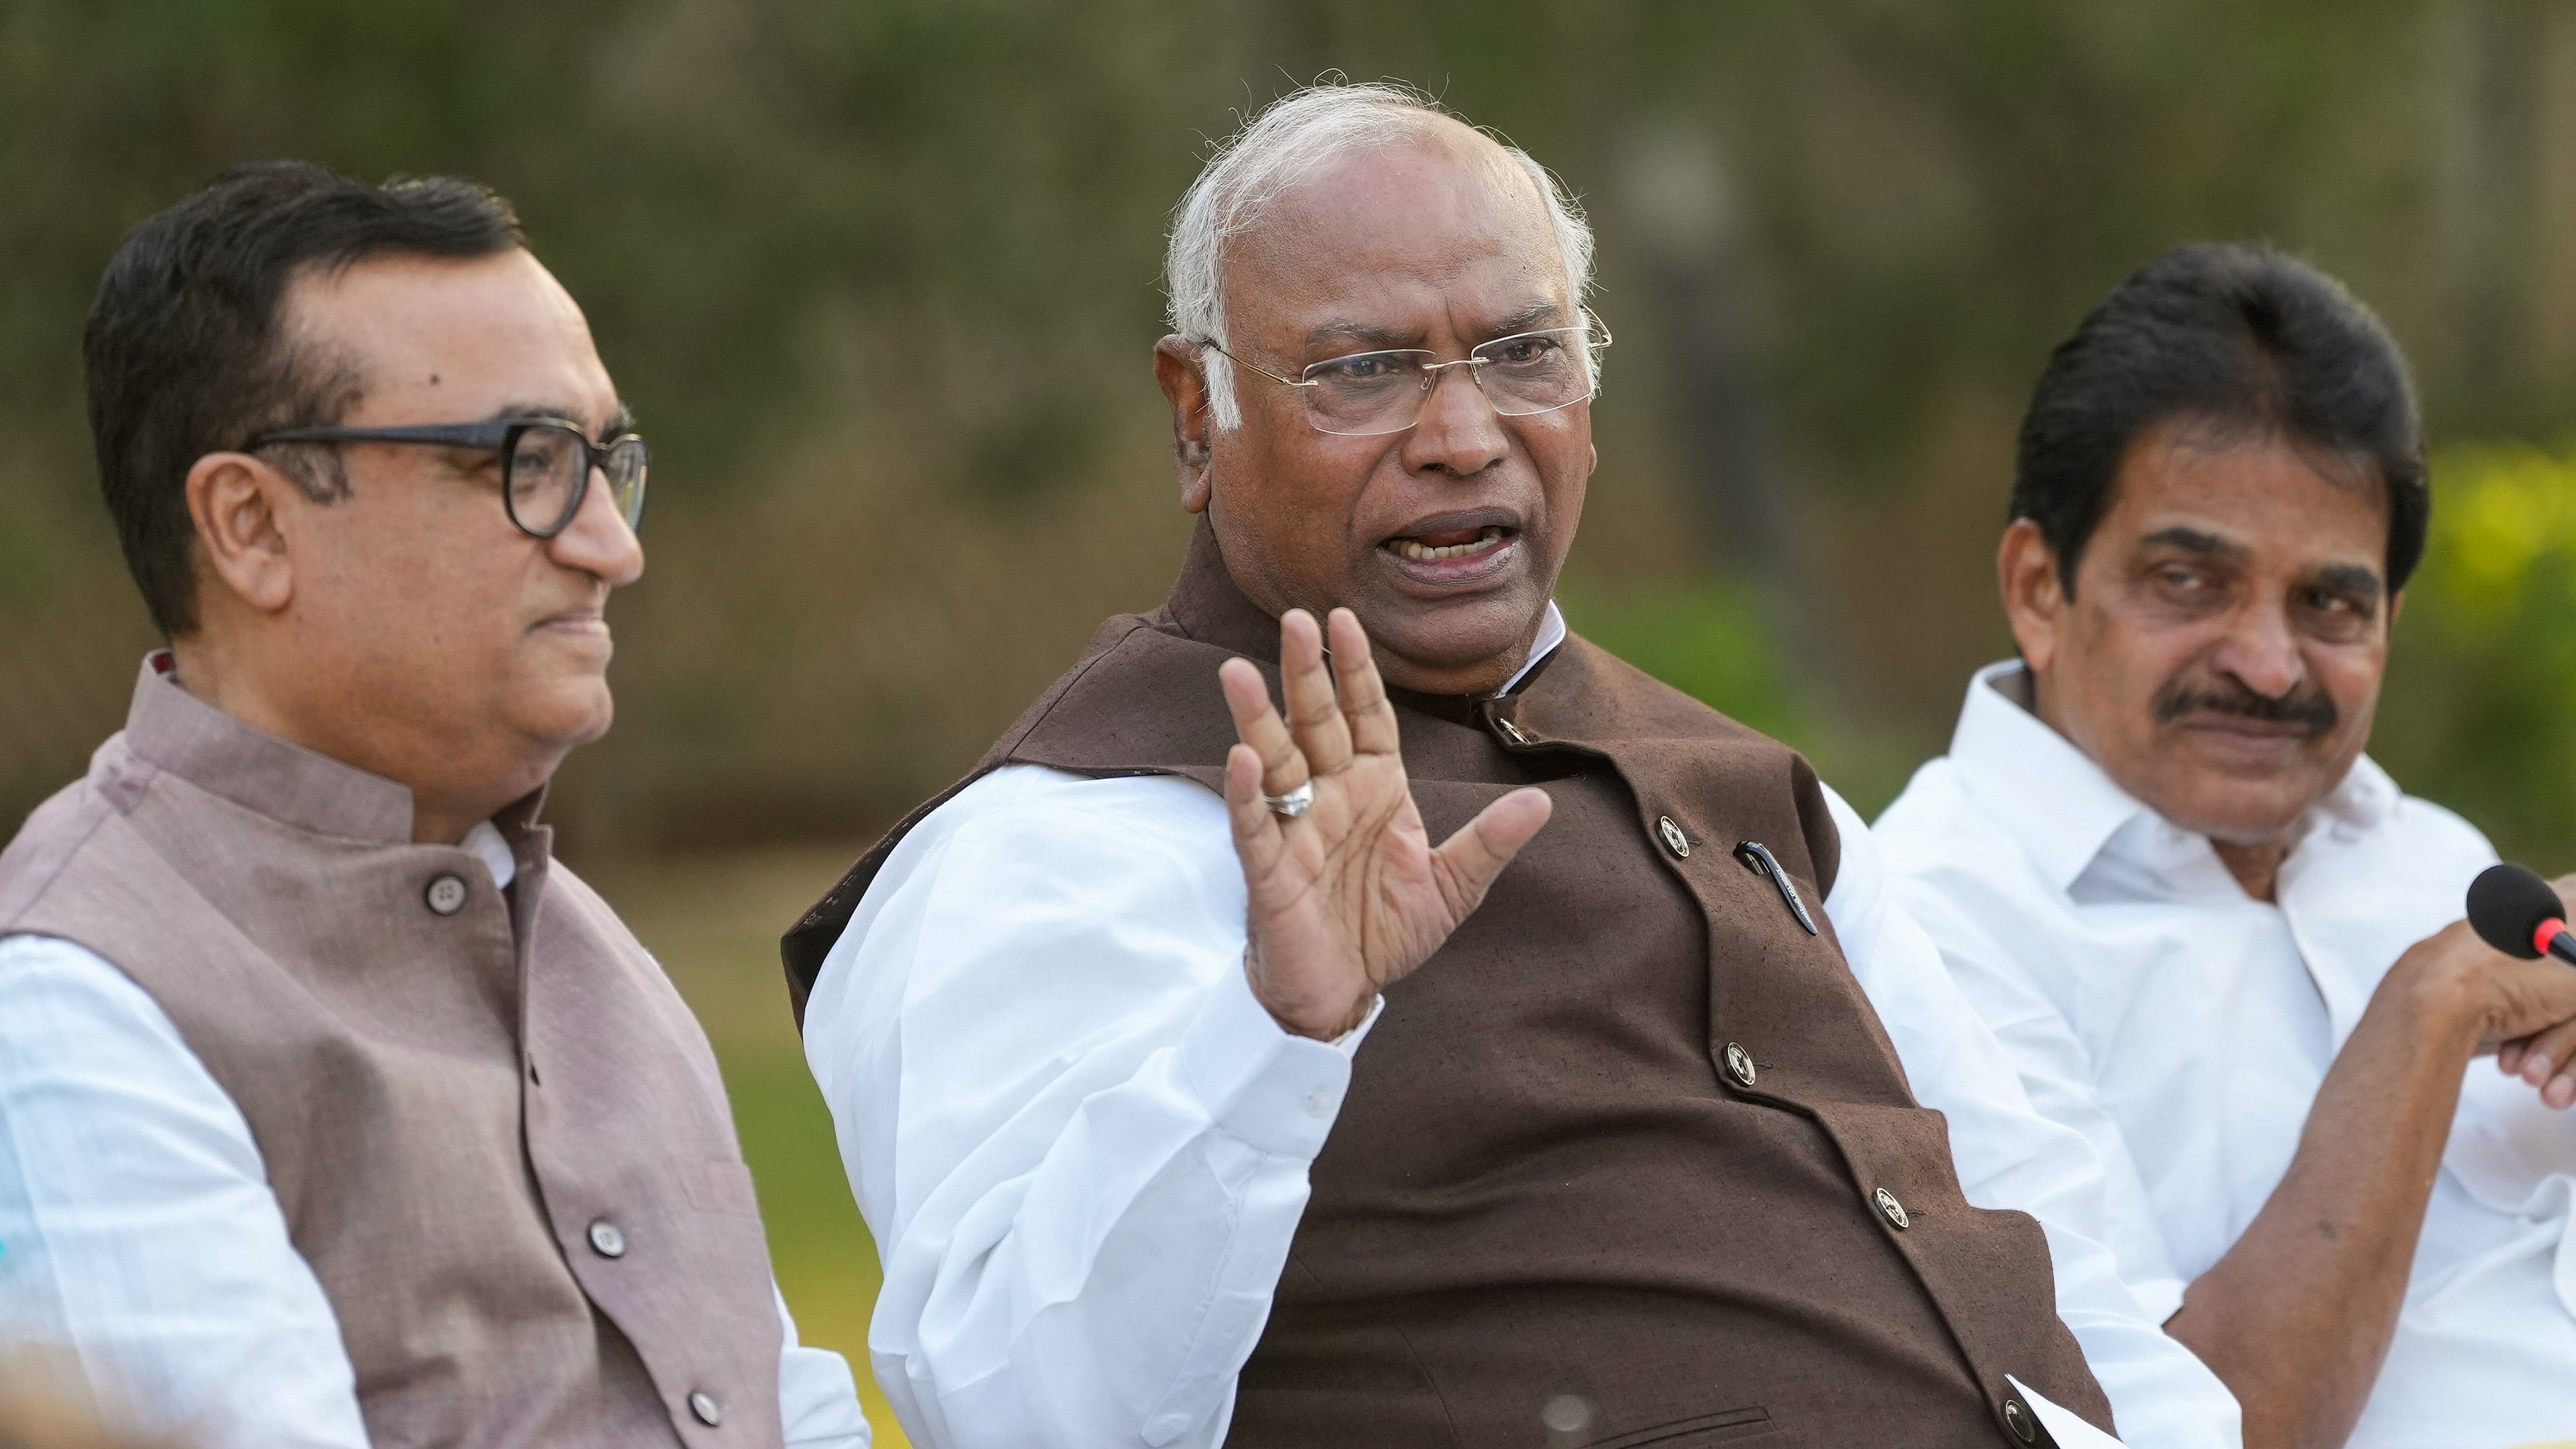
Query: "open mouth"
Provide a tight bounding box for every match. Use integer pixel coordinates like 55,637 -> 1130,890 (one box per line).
1385,523 -> 1514,563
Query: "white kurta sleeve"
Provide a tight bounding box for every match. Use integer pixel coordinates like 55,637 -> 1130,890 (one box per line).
801,767 -> 1371,1449
775,1284 -> 872,1446
0,933 -> 371,1449
1818,787 -> 2243,1449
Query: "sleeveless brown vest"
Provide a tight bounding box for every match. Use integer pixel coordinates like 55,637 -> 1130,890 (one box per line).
1,658 -> 785,1448
787,526 -> 2112,1448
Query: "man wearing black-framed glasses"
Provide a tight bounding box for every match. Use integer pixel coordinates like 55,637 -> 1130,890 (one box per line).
0,161 -> 869,1448
245,413 -> 651,540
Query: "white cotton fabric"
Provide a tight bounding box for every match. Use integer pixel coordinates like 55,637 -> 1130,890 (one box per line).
1877,661 -> 2576,1449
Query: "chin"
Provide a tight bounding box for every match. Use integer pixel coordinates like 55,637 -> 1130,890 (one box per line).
515,678 -> 617,753
1364,590 -> 1541,664
2159,783 -> 2312,847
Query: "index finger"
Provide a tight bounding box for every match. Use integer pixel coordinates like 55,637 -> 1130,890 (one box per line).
1219,655 -> 1310,797
1327,608 -> 1401,757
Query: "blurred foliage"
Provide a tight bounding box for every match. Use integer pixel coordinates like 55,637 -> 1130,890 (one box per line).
9,0 -> 2576,849
1568,581 -> 1807,745
2382,440 -> 2576,865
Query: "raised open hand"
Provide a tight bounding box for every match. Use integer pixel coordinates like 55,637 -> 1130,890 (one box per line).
1218,607 -> 1553,1040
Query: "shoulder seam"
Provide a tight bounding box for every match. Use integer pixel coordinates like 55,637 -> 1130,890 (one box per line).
990,619 -> 1162,762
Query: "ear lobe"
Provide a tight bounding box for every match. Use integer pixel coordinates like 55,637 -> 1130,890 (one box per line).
186,451 -> 299,616
1153,335 -> 1216,515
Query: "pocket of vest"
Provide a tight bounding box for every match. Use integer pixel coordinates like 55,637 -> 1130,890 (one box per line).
1586,1406 -> 1775,1448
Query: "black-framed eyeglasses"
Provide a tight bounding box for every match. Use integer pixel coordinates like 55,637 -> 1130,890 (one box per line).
242,419 -> 649,538
1201,308 -> 1612,437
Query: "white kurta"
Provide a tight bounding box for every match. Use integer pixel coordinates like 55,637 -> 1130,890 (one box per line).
1876,661 -> 2576,1449
802,626 -> 2241,1449
0,822 -> 872,1449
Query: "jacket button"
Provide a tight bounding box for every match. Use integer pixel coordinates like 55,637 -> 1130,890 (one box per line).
1723,1042 -> 1757,1088
587,1219 -> 627,1258
2001,1395 -> 2038,1444
1874,1187 -> 1910,1230
688,1390 -> 724,1427
424,873 -> 468,915
1657,816 -> 1691,858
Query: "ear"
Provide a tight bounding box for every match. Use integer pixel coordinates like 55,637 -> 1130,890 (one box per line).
2387,586 -> 2405,630
1153,335 -> 1215,515
184,450 -> 304,618
1997,517 -> 2067,674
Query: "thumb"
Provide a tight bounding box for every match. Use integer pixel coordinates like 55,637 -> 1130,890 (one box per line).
1430,786 -> 1552,916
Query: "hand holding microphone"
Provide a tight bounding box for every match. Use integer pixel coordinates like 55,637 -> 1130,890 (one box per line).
2462,863 -> 2576,1105
2468,863 -> 2576,966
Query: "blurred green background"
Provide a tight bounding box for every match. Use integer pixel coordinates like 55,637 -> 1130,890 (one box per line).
15,3 -> 2576,1443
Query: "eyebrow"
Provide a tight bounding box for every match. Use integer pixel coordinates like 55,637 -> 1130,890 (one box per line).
2138,525 -> 2251,561
1303,320 -> 1418,352
1300,300 -> 1574,355
2314,561 -> 2386,598
2142,525 -> 2386,597
1490,299 -> 1573,335
489,400 -> 637,437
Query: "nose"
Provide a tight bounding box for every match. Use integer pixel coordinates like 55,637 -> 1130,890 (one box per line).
1398,362 -> 1508,478
547,465 -> 645,587
2211,594 -> 2304,699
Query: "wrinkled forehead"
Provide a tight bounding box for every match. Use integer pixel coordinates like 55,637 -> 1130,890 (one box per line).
1222,124 -> 1571,347
2117,421 -> 2392,560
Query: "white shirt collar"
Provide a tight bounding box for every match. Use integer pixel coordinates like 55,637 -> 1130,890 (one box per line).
1499,601 -> 1568,697
462,819 -> 517,891
1946,660 -> 2399,895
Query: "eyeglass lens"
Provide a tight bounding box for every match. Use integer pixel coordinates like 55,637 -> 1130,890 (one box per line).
506,423 -> 650,536
1301,327 -> 1600,436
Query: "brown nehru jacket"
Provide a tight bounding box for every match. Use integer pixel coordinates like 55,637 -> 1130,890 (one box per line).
0,658 -> 783,1448
787,525 -> 2111,1447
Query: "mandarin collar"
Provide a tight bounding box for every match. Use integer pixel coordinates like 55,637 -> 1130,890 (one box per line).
1948,659 -> 2400,894
122,652 -> 551,849
1162,517 -> 1567,710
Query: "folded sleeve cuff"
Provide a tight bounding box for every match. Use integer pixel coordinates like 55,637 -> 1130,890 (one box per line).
1180,962 -> 1375,1159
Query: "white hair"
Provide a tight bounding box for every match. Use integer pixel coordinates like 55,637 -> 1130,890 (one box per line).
1166,81 -> 1597,429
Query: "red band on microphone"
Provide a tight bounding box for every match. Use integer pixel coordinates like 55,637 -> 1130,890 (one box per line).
2537,919 -> 2569,958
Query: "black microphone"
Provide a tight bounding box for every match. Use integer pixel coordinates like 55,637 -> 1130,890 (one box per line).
2466,862 -> 2576,966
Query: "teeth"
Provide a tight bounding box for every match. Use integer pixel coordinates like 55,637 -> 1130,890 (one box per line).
1390,526 -> 1506,562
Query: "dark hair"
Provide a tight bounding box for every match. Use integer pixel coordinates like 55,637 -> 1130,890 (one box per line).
83,160 -> 525,636
2011,242 -> 2429,595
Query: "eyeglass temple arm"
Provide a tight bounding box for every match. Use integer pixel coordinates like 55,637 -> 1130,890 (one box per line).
1196,338 -> 1311,389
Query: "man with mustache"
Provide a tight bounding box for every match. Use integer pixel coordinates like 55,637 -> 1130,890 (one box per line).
787,84 -> 2242,1448
0,162 -> 870,1447
1875,243 -> 2576,1449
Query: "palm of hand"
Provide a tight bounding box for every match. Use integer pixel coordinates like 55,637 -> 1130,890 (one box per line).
1219,608 -> 1552,1040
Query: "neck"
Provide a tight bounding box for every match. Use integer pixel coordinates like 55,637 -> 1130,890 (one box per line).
1376,635 -> 1536,700
166,635 -> 536,846
2211,837 -> 2289,903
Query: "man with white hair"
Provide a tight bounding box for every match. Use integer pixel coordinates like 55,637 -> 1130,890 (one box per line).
789,84 -> 2243,1449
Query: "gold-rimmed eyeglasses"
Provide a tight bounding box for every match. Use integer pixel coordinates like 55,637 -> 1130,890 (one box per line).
1201,309 -> 1611,437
